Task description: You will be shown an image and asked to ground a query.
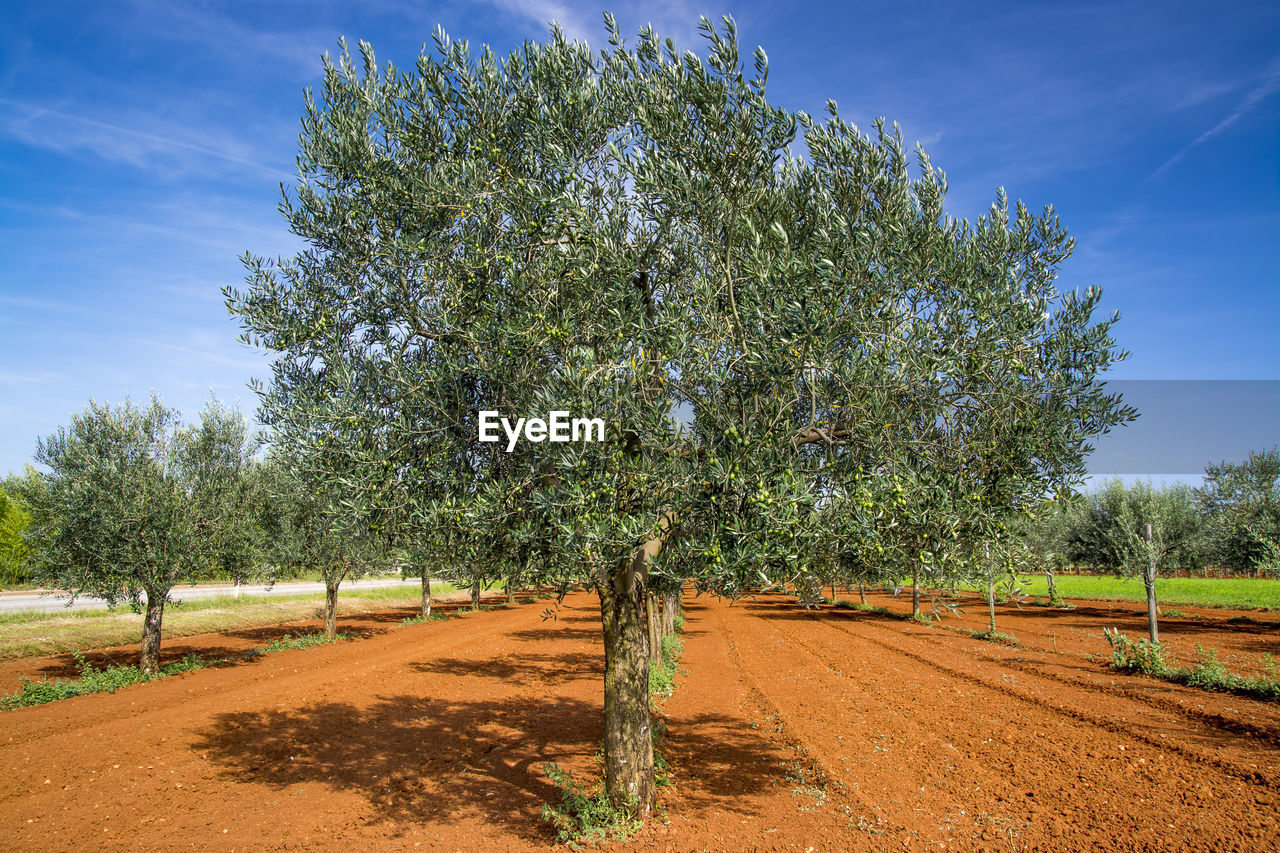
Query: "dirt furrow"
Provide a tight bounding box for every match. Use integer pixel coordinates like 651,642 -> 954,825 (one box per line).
802,608 -> 1280,786
2,591 -> 1276,852
718,597 -> 1278,851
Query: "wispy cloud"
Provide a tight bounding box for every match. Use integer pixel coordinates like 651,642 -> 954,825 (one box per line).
0,96 -> 292,181
1148,57 -> 1280,183
123,0 -> 334,81
0,370 -> 66,387
480,1 -> 711,48
484,0 -> 596,42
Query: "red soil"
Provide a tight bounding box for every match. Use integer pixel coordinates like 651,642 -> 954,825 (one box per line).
0,592 -> 1276,851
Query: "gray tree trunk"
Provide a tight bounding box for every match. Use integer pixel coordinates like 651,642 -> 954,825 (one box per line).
1144,559 -> 1160,643
911,564 -> 921,617
140,593 -> 166,674
599,562 -> 654,817
323,581 -> 339,640
1144,523 -> 1160,643
420,573 -> 431,619
987,577 -> 997,634
646,590 -> 662,664
661,589 -> 678,634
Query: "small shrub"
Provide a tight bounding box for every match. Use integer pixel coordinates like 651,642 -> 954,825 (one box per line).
1103,628 -> 1169,675
1176,646 -> 1280,701
539,762 -> 641,848
1101,633 -> 1280,702
401,612 -> 449,626
969,630 -> 1018,646
257,632 -> 351,653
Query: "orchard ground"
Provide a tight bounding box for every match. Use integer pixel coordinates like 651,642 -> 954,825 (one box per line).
0,588 -> 1276,851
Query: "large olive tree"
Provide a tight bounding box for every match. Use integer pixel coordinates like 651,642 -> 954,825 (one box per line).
228,15 -> 1130,817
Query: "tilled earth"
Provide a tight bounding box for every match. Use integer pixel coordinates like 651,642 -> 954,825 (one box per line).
0,591 -> 1276,851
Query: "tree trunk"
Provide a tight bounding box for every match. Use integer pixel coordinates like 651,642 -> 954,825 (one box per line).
1046,566 -> 1060,605
1144,559 -> 1160,644
829,582 -> 836,602
599,563 -> 654,818
420,573 -> 432,619
661,589 -> 677,635
140,593 -> 166,674
506,582 -> 515,604
471,579 -> 481,610
1144,523 -> 1159,644
646,591 -> 662,665
911,564 -> 921,617
323,581 -> 339,640
857,582 -> 866,605
987,577 -> 997,634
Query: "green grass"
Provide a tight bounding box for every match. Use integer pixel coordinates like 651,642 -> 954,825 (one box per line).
0,582 -> 459,661
539,761 -> 643,848
1010,574 -> 1280,611
648,631 -> 685,697
0,631 -> 350,711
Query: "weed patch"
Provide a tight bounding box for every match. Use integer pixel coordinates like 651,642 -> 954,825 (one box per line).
969,629 -> 1018,646
2,631 -> 350,710
1103,629 -> 1280,702
0,650 -> 212,710
539,762 -> 642,848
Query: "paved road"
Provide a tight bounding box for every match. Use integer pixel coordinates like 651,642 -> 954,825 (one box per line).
0,577 -> 428,613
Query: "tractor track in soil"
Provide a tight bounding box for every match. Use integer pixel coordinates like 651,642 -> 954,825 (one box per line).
0,592 -> 1276,852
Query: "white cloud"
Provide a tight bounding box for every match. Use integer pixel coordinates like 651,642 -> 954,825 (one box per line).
485,0 -> 595,42
1148,57 -> 1280,183
0,96 -> 292,181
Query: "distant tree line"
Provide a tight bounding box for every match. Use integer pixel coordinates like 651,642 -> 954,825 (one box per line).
1019,447 -> 1280,580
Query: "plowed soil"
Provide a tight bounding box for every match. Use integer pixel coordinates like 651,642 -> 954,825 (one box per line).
1,591 -> 1277,852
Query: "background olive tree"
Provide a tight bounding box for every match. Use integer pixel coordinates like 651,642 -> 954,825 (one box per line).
25,396 -> 255,672
1198,447 -> 1280,575
0,482 -> 32,587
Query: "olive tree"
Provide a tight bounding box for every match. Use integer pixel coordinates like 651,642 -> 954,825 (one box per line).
1198,447 -> 1280,575
1092,479 -> 1203,642
27,396 -> 254,672
228,15 -> 1131,817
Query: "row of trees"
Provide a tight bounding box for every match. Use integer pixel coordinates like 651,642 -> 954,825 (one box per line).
4,395 -> 411,672
10,14 -> 1182,827
223,16 -> 1134,817
1021,448 -> 1280,579
1015,449 -> 1279,643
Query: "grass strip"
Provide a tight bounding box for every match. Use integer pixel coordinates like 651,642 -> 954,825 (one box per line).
0,583 -> 460,661
1010,574 -> 1280,611
0,632 -> 352,711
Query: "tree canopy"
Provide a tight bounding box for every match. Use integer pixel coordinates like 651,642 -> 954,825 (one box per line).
227,15 -> 1133,815
26,395 -> 255,672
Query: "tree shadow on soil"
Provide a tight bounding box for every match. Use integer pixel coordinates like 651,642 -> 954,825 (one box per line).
193,680 -> 790,842
415,651 -> 602,685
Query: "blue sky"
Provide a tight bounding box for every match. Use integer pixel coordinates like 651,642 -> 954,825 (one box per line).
1,0 -> 1277,478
